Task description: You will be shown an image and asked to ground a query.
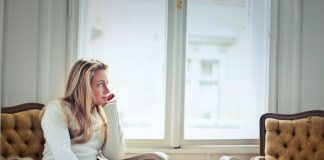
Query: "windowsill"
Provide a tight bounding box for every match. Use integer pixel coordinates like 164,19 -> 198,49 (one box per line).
126,145 -> 259,154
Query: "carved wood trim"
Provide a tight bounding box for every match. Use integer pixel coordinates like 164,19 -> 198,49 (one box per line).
259,110 -> 324,156
1,103 -> 44,113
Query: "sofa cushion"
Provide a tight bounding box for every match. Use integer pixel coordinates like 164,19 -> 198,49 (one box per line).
1,109 -> 45,160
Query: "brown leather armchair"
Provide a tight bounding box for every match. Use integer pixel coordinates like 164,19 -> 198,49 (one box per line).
1,103 -> 169,160
252,110 -> 324,160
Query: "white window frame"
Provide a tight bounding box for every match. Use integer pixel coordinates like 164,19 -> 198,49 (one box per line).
66,0 -> 279,153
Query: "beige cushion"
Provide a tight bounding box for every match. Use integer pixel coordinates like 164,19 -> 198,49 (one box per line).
264,116 -> 324,160
1,109 -> 44,160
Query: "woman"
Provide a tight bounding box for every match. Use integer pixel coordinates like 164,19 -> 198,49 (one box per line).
40,59 -> 125,160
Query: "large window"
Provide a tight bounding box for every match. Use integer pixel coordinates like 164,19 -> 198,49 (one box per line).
80,0 -> 271,146
88,0 -> 167,139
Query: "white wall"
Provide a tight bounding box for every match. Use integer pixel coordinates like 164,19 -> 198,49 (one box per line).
2,0 -> 40,106
276,0 -> 303,113
301,0 -> 324,111
3,0 -> 323,111
1,0 -> 67,107
41,0 -> 68,103
275,0 -> 324,113
0,0 -> 324,159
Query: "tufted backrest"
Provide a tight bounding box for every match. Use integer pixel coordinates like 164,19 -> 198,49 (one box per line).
1,103 -> 45,160
260,110 -> 324,160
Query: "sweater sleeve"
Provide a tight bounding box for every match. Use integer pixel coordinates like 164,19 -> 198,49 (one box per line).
41,101 -> 78,160
102,102 -> 126,160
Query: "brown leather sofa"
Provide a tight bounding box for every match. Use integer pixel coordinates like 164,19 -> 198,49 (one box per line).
251,110 -> 324,160
1,103 -> 169,160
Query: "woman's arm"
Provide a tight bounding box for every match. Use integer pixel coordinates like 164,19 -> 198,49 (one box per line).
102,102 -> 126,159
41,101 -> 78,160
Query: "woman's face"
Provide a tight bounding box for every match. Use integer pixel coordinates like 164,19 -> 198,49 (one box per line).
91,69 -> 110,106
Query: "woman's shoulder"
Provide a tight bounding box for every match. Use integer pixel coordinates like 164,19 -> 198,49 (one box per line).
41,99 -> 72,124
43,99 -> 72,116
46,99 -> 62,106
44,99 -> 65,110
42,99 -> 62,114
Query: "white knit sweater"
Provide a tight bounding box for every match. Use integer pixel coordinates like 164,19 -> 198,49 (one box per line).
41,100 -> 126,160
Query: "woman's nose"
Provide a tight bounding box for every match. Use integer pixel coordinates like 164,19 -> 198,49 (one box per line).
104,85 -> 110,94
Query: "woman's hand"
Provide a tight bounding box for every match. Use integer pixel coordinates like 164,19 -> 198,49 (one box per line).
106,93 -> 116,104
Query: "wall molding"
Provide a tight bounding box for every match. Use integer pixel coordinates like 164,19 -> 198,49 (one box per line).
66,0 -> 95,70
277,0 -> 303,113
65,0 -> 78,77
267,0 -> 279,113
290,0 -> 303,113
37,0 -> 52,104
0,0 -> 4,106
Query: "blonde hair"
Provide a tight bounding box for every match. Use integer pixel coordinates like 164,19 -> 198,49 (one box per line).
63,58 -> 108,144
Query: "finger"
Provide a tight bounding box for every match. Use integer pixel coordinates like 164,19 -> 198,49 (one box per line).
107,93 -> 115,101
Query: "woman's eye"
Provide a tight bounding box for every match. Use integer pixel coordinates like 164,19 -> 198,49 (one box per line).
96,81 -> 108,87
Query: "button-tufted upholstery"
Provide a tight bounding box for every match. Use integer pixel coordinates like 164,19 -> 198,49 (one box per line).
259,110 -> 324,160
1,103 -> 170,160
1,103 -> 45,160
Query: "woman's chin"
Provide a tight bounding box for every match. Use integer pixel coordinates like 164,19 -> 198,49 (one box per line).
102,101 -> 108,106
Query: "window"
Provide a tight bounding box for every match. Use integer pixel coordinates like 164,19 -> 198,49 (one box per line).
78,0 -> 271,147
88,0 -> 167,140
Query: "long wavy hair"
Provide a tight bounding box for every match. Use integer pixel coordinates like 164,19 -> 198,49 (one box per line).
63,58 -> 108,144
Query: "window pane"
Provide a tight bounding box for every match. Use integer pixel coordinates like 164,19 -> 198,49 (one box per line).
184,0 -> 269,139
89,0 -> 167,139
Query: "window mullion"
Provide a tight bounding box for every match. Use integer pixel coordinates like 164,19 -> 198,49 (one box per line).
166,0 -> 187,148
